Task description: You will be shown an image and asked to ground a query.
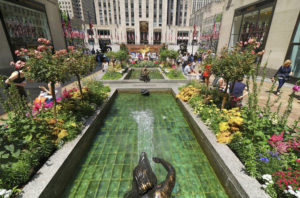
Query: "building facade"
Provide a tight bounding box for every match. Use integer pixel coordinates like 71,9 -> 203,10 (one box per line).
0,0 -> 66,75
86,0 -> 193,50
190,0 -> 225,51
217,0 -> 300,78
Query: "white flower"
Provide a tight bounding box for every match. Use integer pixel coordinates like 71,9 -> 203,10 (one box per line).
262,184 -> 267,189
262,174 -> 272,182
0,189 -> 12,198
0,189 -> 6,196
288,188 -> 296,195
295,190 -> 300,198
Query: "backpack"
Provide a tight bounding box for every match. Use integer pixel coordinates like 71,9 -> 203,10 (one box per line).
213,77 -> 220,88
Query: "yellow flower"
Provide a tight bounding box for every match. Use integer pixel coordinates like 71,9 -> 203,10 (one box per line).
58,129 -> 68,139
228,116 -> 243,126
216,131 -> 233,143
219,122 -> 230,132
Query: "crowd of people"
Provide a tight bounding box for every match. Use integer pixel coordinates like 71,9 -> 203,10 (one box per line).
4,45 -> 293,109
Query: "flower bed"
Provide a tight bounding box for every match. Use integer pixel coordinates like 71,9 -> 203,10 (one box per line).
176,81 -> 300,198
0,80 -> 110,197
130,60 -> 159,68
101,70 -> 123,80
165,69 -> 186,79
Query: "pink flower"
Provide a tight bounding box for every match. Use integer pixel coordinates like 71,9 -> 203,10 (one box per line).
293,85 -> 300,92
5,125 -> 8,128
248,38 -> 254,44
296,159 -> 300,163
244,41 -> 248,45
15,60 -> 25,69
256,42 -> 261,48
10,61 -> 15,66
37,38 -> 43,42
45,40 -> 51,44
251,50 -> 255,54
258,51 -> 264,55
37,45 -> 47,51
14,50 -> 19,55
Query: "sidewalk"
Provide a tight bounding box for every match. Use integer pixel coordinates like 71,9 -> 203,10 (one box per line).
243,78 -> 300,127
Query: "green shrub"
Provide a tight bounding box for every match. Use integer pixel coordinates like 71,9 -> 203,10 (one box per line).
130,60 -> 159,68
102,70 -> 123,80
165,69 -> 185,79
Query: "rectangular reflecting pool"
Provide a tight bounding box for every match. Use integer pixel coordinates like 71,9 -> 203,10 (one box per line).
62,93 -> 228,198
125,69 -> 164,79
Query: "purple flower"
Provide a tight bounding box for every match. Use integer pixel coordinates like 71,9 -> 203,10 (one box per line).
258,113 -> 263,117
293,85 -> 300,92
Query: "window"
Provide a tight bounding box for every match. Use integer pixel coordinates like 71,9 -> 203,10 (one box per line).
177,31 -> 189,45
139,0 -> 142,18
229,2 -> 274,48
108,2 -> 112,24
287,14 -> 300,78
167,0 -> 174,25
131,0 -> 134,26
159,0 -> 162,26
125,0 -> 129,26
153,0 -> 157,27
103,2 -> 108,25
0,0 -> 51,52
146,0 -> 149,18
127,31 -> 135,44
99,1 -> 103,25
113,0 -> 117,24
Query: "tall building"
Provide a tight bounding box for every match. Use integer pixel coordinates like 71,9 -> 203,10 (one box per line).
86,0 -> 193,48
190,0 -> 225,51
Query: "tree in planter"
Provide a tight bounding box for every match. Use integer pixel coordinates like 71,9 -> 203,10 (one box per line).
23,38 -> 70,120
115,50 -> 129,67
66,46 -> 96,99
106,51 -> 117,66
211,39 -> 262,109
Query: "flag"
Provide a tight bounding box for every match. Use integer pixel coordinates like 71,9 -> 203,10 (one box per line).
147,33 -> 149,41
61,12 -> 66,36
88,12 -> 93,35
193,24 -> 197,39
67,12 -> 72,33
212,17 -> 216,39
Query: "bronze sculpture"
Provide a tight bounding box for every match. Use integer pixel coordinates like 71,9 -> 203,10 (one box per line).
124,152 -> 176,198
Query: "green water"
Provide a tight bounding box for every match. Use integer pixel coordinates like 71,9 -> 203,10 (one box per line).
125,69 -> 164,79
62,93 -> 228,198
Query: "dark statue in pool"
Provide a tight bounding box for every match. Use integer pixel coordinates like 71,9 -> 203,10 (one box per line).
124,152 -> 176,198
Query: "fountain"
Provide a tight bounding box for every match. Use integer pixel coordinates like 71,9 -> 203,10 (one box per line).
124,152 -> 176,198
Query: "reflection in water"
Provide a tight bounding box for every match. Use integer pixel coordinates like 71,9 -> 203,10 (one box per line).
132,110 -> 154,167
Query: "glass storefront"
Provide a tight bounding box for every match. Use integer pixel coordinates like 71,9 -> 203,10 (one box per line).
0,0 -> 51,51
287,15 -> 300,78
229,0 -> 274,48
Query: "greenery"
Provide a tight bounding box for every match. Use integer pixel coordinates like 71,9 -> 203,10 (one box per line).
159,49 -> 178,62
130,60 -> 159,68
65,47 -> 96,99
106,50 -> 129,65
101,70 -> 123,80
21,38 -> 70,120
165,69 -> 186,79
212,39 -> 263,108
0,79 -> 110,195
177,73 -> 299,197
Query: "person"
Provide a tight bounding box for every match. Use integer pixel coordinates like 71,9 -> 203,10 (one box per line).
96,51 -> 101,69
184,62 -> 191,75
272,60 -> 292,95
91,48 -> 95,54
193,52 -> 198,63
202,64 -> 211,87
213,76 -> 226,92
102,61 -> 109,72
5,61 -> 27,98
140,67 -> 150,82
39,82 -> 62,99
182,53 -> 188,72
229,78 -> 248,107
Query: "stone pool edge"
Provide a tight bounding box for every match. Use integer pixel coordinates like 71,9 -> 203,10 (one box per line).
19,88 -> 118,198
171,88 -> 270,198
19,88 -> 270,198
